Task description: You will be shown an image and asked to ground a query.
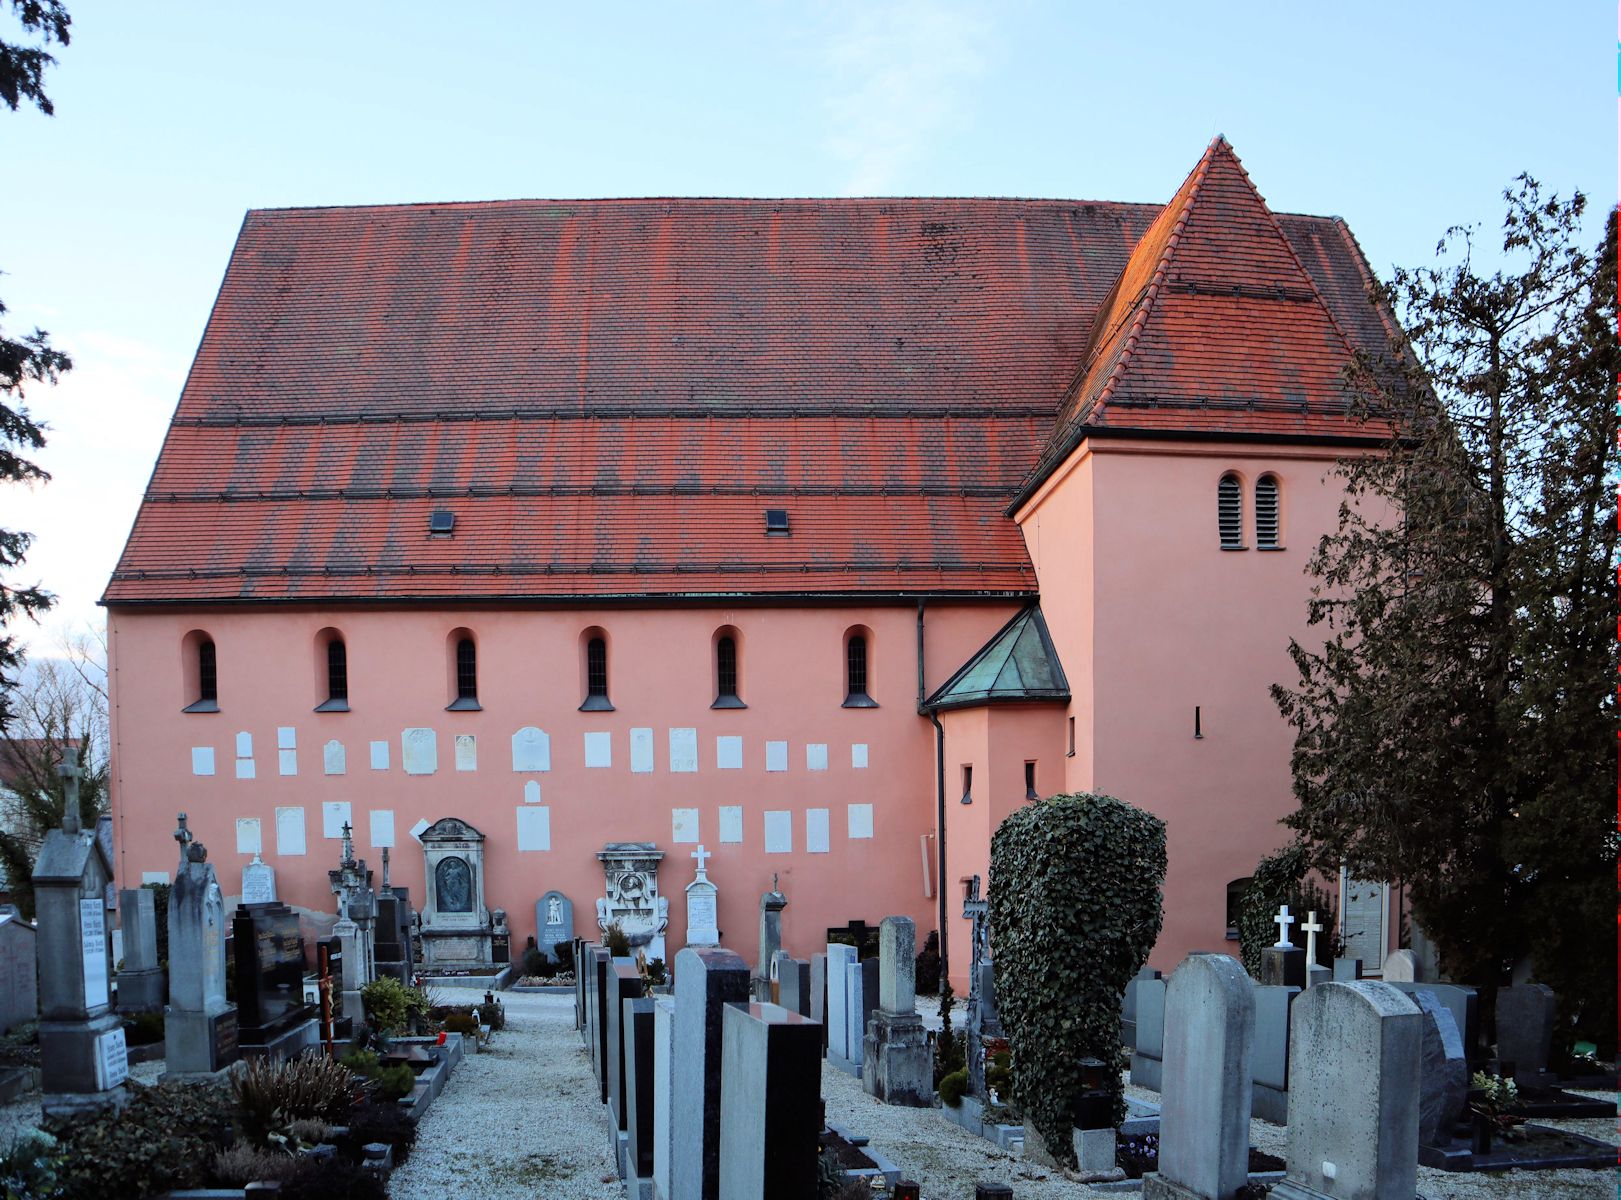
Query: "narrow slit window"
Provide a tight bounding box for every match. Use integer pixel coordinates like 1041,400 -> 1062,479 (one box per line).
586,637 -> 608,700
1067,716 -> 1076,757
1218,474 -> 1244,549
844,633 -> 874,706
455,638 -> 477,703
325,639 -> 348,707
1255,475 -> 1280,549
197,640 -> 218,705
716,636 -> 739,704
1024,760 -> 1038,802
960,765 -> 973,805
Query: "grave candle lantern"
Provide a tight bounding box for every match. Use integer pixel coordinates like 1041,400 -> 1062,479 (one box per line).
1075,1056 -> 1113,1129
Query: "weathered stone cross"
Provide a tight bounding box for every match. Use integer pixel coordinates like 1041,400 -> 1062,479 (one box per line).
1300,910 -> 1323,964
691,844 -> 711,873
1272,903 -> 1296,948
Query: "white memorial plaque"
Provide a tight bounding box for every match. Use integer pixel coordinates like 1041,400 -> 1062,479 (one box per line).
80,898 -> 109,1009
409,817 -> 431,841
95,1027 -> 128,1089
322,801 -> 352,840
235,731 -> 254,758
512,727 -> 551,772
847,803 -> 874,840
235,758 -> 256,780
806,808 -> 830,854
764,810 -> 792,854
584,731 -> 612,769
402,727 -> 438,775
523,780 -> 541,803
668,727 -> 698,773
191,747 -> 215,776
630,727 -> 655,773
235,817 -> 262,856
324,740 -> 346,775
275,806 -> 307,856
852,743 -> 869,769
369,809 -> 395,848
277,727 -> 297,750
716,735 -> 743,770
671,808 -> 699,844
765,740 -> 788,772
806,743 -> 828,771
278,748 -> 298,776
455,734 -> 478,771
719,806 -> 743,844
369,740 -> 390,770
516,806 -> 551,852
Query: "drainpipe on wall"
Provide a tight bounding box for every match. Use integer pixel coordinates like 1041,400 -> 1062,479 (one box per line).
917,599 -> 949,986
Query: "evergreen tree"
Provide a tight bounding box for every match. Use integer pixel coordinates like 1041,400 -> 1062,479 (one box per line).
1273,179 -> 1618,1053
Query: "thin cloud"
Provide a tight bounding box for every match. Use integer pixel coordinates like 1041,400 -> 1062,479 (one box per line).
821,1 -> 994,195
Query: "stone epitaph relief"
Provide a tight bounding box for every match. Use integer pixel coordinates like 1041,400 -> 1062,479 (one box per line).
596,843 -> 668,958
419,817 -> 494,969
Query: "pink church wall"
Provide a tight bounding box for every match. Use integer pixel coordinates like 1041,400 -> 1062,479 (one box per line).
107,600 -> 1022,969
1019,438 -> 1393,972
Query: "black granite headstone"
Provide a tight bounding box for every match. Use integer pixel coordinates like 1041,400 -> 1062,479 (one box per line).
232,902 -> 315,1049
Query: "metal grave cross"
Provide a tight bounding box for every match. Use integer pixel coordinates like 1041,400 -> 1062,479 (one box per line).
1300,910 -> 1323,964
1272,903 -> 1296,949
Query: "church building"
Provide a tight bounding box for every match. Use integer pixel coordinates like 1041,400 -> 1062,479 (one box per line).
103,138 -> 1401,988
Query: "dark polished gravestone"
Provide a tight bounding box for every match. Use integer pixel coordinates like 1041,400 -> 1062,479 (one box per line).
718,1002 -> 822,1200
232,902 -> 318,1060
373,883 -> 414,987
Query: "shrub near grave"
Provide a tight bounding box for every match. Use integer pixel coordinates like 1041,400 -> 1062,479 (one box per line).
1236,841 -> 1338,977
988,792 -> 1166,1167
45,1080 -> 235,1200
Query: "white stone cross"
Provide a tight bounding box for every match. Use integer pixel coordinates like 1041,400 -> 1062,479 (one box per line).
1272,903 -> 1296,949
1301,910 -> 1323,964
691,844 -> 711,873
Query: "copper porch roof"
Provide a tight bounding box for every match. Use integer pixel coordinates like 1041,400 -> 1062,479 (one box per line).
106,146 -> 1396,604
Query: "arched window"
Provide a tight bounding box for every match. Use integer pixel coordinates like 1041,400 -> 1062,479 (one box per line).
447,635 -> 480,710
580,631 -> 613,711
315,628 -> 349,712
1226,878 -> 1251,939
713,632 -> 744,709
1255,474 -> 1281,549
183,636 -> 219,712
1218,473 -> 1244,549
843,628 -> 876,708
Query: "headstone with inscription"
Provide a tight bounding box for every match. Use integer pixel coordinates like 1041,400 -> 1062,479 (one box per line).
535,890 -> 575,963
233,899 -> 318,1060
684,846 -> 720,950
165,814 -> 240,1077
0,908 -> 37,1034
33,764 -> 126,1115
241,852 -> 277,904
115,887 -> 164,1012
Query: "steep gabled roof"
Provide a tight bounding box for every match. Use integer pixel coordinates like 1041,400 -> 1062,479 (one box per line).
923,606 -> 1069,711
1019,138 -> 1394,503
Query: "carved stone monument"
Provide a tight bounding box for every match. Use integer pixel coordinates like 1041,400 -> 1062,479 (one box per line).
241,851 -> 277,905
754,875 -> 787,1000
34,764 -> 125,1115
595,843 -> 668,962
420,818 -> 494,969
327,823 -> 376,1023
684,845 -> 720,949
165,813 -> 240,1078
535,890 -> 575,963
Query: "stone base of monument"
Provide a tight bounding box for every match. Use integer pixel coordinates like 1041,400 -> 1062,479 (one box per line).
827,1051 -> 863,1079
39,1012 -> 127,1095
239,1017 -> 319,1063
115,967 -> 166,1012
939,1095 -> 1024,1152
1418,1122 -> 1617,1173
161,1007 -> 241,1078
413,963 -> 516,991
1128,1048 -> 1163,1091
861,1012 -> 933,1107
41,1085 -> 128,1119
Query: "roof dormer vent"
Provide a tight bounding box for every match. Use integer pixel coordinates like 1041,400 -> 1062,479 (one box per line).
764,508 -> 790,536
428,510 -> 456,537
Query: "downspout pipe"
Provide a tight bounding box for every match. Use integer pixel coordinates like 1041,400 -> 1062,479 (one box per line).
917,599 -> 949,986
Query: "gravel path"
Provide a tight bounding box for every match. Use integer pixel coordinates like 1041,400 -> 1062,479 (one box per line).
390,988 -> 621,1200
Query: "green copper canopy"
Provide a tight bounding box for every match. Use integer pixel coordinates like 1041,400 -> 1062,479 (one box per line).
924,605 -> 1070,712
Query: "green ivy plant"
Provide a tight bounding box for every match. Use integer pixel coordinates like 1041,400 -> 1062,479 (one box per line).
988,792 -> 1166,1167
1236,842 -> 1339,977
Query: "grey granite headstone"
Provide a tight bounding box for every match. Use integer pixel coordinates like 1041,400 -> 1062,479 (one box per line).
1496,982 -> 1556,1084
535,891 -> 574,963
809,952 -> 827,1053
166,850 -> 239,1076
775,953 -> 812,1017
842,957 -> 879,1075
1250,984 -> 1298,1123
1412,990 -> 1468,1147
1129,974 -> 1167,1090
1144,954 -> 1255,1200
1385,981 -> 1478,1067
1261,945 -> 1307,989
1270,982 -> 1421,1200
1332,958 -> 1363,982
670,946 -> 749,1200
862,916 -> 930,1106
606,961 -> 642,1140
877,915 -> 916,1014
718,1002 -> 821,1200
115,888 -> 164,1012
825,943 -> 856,1063
0,911 -> 37,1034
1122,965 -> 1161,1049
1380,949 -> 1420,983
652,994 -> 675,1200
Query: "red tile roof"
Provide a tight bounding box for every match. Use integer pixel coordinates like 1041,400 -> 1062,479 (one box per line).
105,148 -> 1397,605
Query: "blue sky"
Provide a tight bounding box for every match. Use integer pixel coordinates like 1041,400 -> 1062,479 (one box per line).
1,1 -> 1611,649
